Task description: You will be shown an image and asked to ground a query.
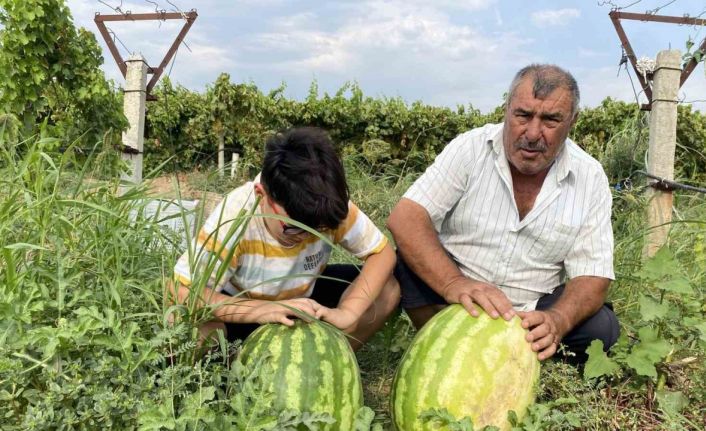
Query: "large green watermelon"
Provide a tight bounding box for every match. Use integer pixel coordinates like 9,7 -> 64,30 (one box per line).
391,305 -> 540,431
239,321 -> 363,430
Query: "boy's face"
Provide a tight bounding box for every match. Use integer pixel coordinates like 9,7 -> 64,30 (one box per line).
254,183 -> 311,247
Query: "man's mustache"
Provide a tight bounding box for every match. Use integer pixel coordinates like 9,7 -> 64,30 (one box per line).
516,139 -> 547,152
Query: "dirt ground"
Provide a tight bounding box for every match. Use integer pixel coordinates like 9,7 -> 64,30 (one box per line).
145,173 -> 223,213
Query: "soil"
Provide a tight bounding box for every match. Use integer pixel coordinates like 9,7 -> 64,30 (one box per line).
145,173 -> 223,213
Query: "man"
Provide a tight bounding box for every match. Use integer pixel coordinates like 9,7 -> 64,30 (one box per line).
387,64 -> 618,363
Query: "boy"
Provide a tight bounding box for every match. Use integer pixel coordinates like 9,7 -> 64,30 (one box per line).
169,127 -> 399,350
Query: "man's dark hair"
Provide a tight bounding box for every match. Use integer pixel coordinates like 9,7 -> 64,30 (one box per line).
507,64 -> 580,116
261,127 -> 349,230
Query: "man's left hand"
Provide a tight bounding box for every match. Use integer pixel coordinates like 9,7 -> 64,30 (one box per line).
516,309 -> 569,361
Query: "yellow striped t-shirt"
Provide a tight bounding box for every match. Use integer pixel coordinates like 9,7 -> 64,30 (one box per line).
173,177 -> 387,300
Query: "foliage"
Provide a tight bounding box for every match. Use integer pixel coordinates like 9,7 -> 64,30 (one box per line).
144,77 -> 210,172
144,79 -> 491,174
572,98 -> 706,185
144,78 -> 706,187
419,408 -> 480,431
508,398 -> 582,430
0,137 -> 350,430
572,98 -> 645,184
675,105 -> 706,182
584,245 -> 705,423
0,0 -> 126,145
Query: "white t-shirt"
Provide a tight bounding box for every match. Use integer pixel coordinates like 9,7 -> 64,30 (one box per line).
404,123 -> 615,310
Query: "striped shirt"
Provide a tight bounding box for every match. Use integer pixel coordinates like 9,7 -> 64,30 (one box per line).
174,177 -> 387,300
404,123 -> 614,310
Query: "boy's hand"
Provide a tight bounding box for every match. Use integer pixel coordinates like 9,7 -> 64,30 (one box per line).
244,298 -> 321,326
315,306 -> 360,333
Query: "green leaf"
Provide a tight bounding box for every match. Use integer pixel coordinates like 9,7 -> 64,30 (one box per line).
584,339 -> 620,379
636,247 -> 677,281
625,327 -> 672,378
507,410 -> 519,426
693,321 -> 706,342
353,407 -> 375,431
656,276 -> 693,294
419,408 -> 474,431
656,390 -> 688,416
638,294 -> 669,321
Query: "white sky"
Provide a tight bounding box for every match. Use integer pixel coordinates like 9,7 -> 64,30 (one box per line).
67,0 -> 706,113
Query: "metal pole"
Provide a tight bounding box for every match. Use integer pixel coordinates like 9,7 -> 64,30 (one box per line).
643,50 -> 681,258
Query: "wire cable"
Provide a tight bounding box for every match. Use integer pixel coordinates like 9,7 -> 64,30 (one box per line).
106,27 -> 133,56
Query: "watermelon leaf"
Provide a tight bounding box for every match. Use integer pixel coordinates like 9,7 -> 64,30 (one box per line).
636,247 -> 678,281
420,408 -> 475,430
689,319 -> 706,342
625,327 -> 672,378
276,410 -> 335,430
511,398 -> 580,430
656,389 -> 689,417
584,340 -> 620,379
353,407 -> 375,431
656,276 -> 693,294
638,294 -> 669,321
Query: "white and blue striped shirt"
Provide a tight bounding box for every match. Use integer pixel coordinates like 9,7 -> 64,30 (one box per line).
404,123 -> 615,310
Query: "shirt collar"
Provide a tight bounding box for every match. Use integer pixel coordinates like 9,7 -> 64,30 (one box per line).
487,123 -> 572,183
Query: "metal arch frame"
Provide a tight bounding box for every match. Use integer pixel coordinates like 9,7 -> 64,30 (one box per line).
94,10 -> 198,100
609,10 -> 706,110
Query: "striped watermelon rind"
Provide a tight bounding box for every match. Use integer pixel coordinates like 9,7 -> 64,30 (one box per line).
391,304 -> 541,431
239,321 -> 364,430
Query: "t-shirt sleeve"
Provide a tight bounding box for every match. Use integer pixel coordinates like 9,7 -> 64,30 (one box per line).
403,132 -> 474,230
333,202 -> 388,259
564,171 -> 615,280
173,188 -> 251,291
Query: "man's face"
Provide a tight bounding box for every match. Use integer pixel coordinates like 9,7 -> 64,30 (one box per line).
503,78 -> 576,177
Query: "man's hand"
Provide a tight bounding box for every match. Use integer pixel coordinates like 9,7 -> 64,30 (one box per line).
516,309 -> 569,361
315,306 -> 360,333
442,276 -> 515,321
243,298 -> 322,326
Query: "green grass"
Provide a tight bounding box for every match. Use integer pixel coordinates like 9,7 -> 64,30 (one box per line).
1,135 -> 704,430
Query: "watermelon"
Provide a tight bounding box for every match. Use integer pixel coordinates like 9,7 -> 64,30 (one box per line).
239,321 -> 363,430
391,304 -> 540,431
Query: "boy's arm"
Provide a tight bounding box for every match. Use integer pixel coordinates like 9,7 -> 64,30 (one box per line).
315,243 -> 396,331
166,281 -> 321,326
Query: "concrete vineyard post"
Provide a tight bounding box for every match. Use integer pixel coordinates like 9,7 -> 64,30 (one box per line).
121,54 -> 148,184
644,49 -> 681,258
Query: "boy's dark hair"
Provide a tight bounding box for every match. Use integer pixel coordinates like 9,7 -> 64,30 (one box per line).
261,127 -> 349,230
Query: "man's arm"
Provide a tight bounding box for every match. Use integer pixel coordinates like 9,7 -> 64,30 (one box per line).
387,198 -> 514,320
166,281 -> 320,326
518,275 -> 610,360
315,243 -> 396,331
